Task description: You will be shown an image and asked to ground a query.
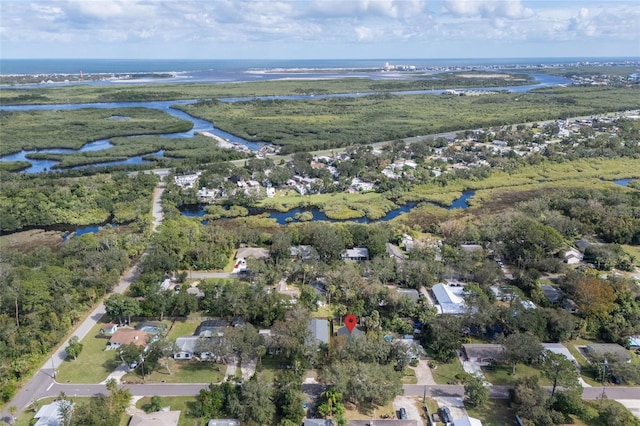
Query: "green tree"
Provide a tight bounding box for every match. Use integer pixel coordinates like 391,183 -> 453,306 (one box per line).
421,315 -> 462,362
502,332 -> 543,374
464,374 -> 488,408
542,351 -> 580,397
145,395 -> 163,413
598,400 -> 640,426
65,336 -> 83,360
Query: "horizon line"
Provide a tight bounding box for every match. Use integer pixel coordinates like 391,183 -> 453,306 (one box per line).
2,56 -> 640,61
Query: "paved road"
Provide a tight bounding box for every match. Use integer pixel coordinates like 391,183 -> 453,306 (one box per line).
0,181 -> 166,423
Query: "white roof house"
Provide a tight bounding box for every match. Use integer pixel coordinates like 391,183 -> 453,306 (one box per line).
564,248 -> 584,264
432,283 -> 466,314
34,401 -> 74,426
342,248 -> 369,262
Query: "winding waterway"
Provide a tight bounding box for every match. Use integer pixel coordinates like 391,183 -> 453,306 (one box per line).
1,73 -> 571,173
180,189 -> 476,225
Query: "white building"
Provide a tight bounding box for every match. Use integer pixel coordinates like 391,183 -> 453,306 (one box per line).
432,283 -> 466,314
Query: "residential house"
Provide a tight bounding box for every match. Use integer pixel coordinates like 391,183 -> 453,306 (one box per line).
194,320 -> 228,338
393,338 -> 425,361
585,343 -> 632,363
462,344 -> 506,366
304,419 -> 333,426
397,288 -> 420,303
289,245 -> 318,261
207,421 -> 240,426
349,178 -> 375,192
107,329 -> 153,350
129,410 -> 181,426
308,319 -> 330,345
541,285 -> 562,304
34,400 -> 74,426
431,283 -> 466,314
100,323 -> 118,336
542,343 -> 579,367
336,326 -> 363,338
174,173 -> 200,189
236,247 -> 270,261
563,247 -> 584,265
453,417 -> 483,426
386,243 -> 405,263
460,244 -> 483,253
629,335 -> 640,349
349,421 -> 417,426
173,336 -> 216,361
341,247 -> 370,262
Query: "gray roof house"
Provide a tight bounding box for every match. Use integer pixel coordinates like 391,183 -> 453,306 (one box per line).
129,410 -> 181,426
463,344 -> 506,365
585,343 -> 632,363
304,420 -> 334,426
336,326 -> 364,338
308,319 -> 330,345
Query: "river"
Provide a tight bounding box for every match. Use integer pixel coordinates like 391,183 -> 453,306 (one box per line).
180,189 -> 476,225
1,72 -> 571,173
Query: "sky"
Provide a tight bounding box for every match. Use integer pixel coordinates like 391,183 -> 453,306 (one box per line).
1,0 -> 639,59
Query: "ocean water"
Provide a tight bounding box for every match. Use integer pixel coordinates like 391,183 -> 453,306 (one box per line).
1,57 -> 638,83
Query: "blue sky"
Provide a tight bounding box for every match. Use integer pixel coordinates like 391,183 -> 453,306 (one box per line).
1,0 -> 639,59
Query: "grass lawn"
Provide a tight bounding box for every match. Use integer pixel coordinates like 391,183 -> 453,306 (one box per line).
222,250 -> 237,272
423,397 -> 440,422
55,322 -> 120,383
135,396 -> 208,426
256,355 -> 283,383
465,399 -> 518,426
122,359 -> 224,384
343,399 -> 395,419
310,305 -> 333,319
402,368 -> 418,384
166,319 -> 199,340
430,358 -> 467,385
621,244 -> 640,260
481,363 -> 551,386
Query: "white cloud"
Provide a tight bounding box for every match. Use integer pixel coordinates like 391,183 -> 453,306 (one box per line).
0,0 -> 638,58
443,0 -> 533,19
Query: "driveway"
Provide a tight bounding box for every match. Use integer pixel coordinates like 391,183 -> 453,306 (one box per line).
433,396 -> 467,421
411,360 -> 436,385
458,353 -> 490,385
542,343 -> 591,387
616,399 -> 640,420
393,396 -> 424,425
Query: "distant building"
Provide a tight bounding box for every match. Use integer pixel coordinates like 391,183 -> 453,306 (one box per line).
563,247 -> 584,264
207,421 -> 240,426
341,247 -> 369,262
336,326 -> 363,338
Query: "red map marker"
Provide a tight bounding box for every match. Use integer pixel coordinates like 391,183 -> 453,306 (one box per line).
345,314 -> 357,334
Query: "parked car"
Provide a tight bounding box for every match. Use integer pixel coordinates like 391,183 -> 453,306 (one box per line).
439,406 -> 452,424
399,408 -> 407,419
